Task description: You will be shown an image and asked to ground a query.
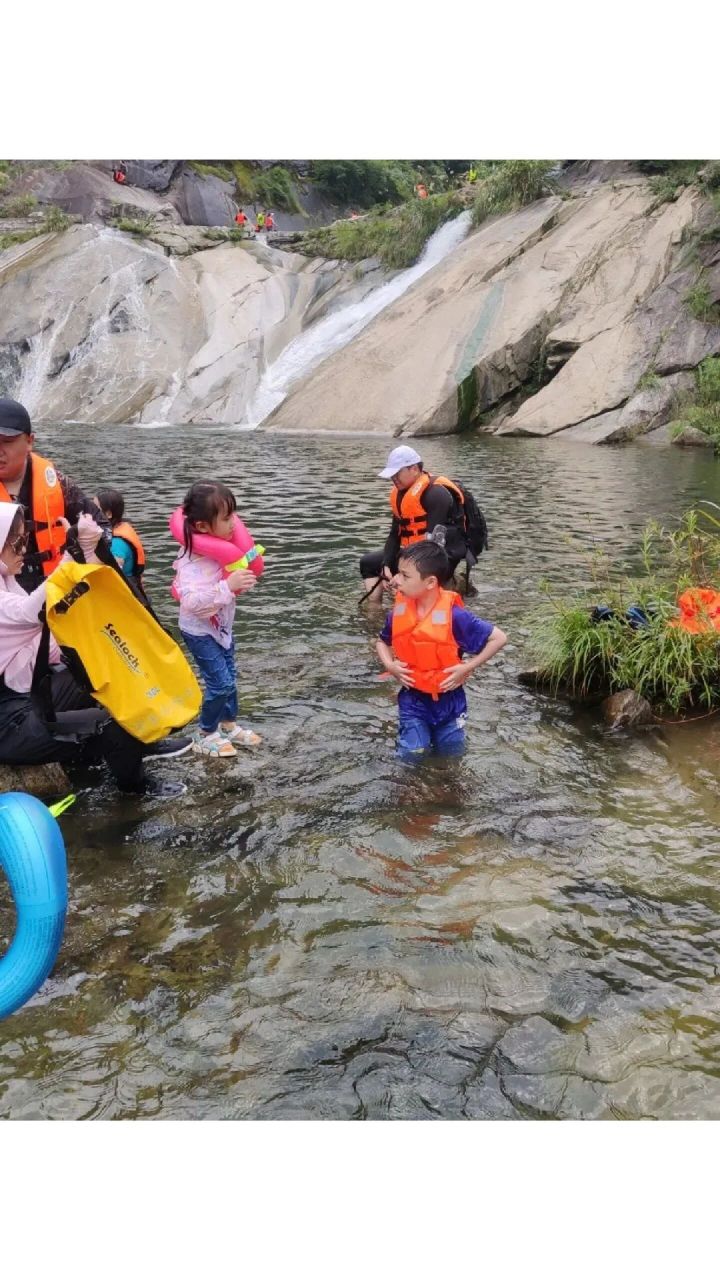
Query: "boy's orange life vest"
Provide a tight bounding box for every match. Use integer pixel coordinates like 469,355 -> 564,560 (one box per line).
235,211 -> 247,224
389,473 -> 465,547
391,587 -> 463,699
0,452 -> 65,576
112,521 -> 146,574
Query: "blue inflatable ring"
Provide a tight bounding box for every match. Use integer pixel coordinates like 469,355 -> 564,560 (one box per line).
0,792 -> 68,1020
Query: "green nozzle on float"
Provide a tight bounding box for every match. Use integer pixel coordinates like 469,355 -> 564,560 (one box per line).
227,545 -> 266,572
48,794 -> 77,819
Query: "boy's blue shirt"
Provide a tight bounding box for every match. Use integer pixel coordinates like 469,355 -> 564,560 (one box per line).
380,603 -> 495,724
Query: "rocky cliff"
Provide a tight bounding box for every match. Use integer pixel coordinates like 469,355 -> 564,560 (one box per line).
0,224 -> 382,424
1,161 -> 718,439
267,174 -> 720,441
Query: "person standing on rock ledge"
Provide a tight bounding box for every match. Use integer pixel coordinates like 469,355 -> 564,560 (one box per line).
359,446 -> 472,603
0,398 -> 110,595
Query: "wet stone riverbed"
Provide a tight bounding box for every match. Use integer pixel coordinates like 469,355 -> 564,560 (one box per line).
2,426 -> 720,1119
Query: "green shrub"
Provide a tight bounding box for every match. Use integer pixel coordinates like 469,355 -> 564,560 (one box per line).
528,508 -> 720,713
0,192 -> 37,218
111,215 -> 156,237
685,280 -> 720,324
310,160 -> 419,209
471,160 -> 555,227
188,161 -> 234,183
299,190 -> 462,270
254,165 -> 302,213
41,205 -> 72,232
0,229 -> 40,251
679,357 -> 720,445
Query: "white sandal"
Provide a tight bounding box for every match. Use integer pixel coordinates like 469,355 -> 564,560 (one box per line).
193,730 -> 237,758
219,722 -> 262,747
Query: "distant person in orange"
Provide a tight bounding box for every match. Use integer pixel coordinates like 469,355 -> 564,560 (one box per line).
264,211 -> 275,231
416,182 -> 428,200
349,210 -> 360,220
234,207 -> 248,227
112,162 -> 128,185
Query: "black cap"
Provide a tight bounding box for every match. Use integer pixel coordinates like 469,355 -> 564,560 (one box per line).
0,398 -> 32,438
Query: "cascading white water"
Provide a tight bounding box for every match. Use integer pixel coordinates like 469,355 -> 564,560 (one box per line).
245,211 -> 473,428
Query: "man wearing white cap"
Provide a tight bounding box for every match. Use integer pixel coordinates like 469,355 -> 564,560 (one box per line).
359,446 -> 470,601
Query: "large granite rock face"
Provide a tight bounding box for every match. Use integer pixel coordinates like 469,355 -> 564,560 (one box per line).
29,164 -> 181,225
123,160 -> 182,192
0,225 -> 377,424
174,169 -> 236,227
266,181 -> 719,440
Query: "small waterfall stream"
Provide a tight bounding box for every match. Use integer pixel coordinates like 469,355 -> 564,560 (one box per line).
244,211 -> 473,427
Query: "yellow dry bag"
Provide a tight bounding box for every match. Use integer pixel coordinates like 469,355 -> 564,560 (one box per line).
45,561 -> 201,743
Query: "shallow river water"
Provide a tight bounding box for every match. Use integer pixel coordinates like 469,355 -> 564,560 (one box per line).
3,426 -> 720,1120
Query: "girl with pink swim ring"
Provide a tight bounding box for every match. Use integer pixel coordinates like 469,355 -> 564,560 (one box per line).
170,481 -> 265,759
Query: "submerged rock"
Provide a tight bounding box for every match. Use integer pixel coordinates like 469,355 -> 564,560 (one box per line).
602,690 -> 654,729
0,762 -> 70,798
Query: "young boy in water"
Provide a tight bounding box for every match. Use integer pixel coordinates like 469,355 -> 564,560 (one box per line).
375,540 -> 507,759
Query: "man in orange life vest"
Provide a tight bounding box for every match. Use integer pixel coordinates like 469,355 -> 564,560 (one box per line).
0,398 -> 111,594
376,539 -> 507,759
359,445 -> 470,602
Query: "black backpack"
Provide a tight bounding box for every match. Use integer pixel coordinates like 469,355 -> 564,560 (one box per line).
457,484 -> 489,556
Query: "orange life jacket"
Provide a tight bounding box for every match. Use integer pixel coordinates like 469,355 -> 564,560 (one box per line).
0,452 -> 65,576
669,587 -> 720,634
235,212 -> 247,224
112,520 -> 146,575
391,588 -> 463,699
265,215 -> 274,229
389,473 -> 466,547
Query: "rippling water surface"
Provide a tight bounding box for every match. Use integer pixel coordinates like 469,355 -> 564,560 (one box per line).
3,426 -> 720,1120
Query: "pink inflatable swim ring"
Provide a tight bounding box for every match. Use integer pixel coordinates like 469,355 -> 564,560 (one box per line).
168,507 -> 265,599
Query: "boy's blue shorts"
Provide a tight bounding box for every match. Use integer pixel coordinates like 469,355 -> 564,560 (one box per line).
394,701 -> 468,757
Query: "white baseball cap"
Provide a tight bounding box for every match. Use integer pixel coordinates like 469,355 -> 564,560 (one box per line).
377,445 -> 422,479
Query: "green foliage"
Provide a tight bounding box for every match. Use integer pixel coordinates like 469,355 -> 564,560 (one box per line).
528,508 -> 720,713
299,190 -> 462,270
254,165 -> 302,213
684,281 -> 720,324
230,161 -> 256,202
310,160 -> 419,208
0,229 -> 39,251
111,215 -> 156,237
471,160 -> 555,227
702,161 -> 720,191
188,161 -> 234,183
40,205 -> 71,232
678,357 -> 720,445
636,367 -> 661,391
646,161 -> 706,204
0,192 -> 37,217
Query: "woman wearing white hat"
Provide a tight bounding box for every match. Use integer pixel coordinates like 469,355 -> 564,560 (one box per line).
359,446 -> 470,602
0,503 -> 188,797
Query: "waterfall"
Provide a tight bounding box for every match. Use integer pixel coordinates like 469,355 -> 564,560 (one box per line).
244,211 -> 473,427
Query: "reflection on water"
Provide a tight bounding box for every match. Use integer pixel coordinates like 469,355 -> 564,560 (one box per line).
2,427 -> 720,1120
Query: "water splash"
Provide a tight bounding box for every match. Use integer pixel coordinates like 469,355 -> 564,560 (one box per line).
245,211 -> 473,428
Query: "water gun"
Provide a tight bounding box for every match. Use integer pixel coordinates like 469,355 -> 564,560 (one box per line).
226,544 -> 266,572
